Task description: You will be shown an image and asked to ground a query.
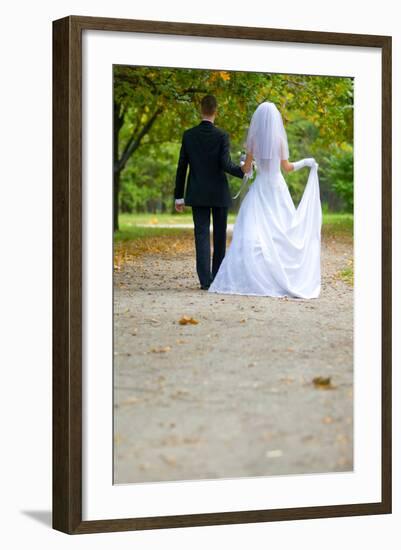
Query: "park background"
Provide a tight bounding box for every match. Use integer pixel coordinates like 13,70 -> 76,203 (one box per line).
113,65 -> 353,237
3,1 -> 401,549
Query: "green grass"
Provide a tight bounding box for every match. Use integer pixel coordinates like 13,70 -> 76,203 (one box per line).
322,212 -> 353,238
115,225 -> 193,242
115,211 -> 353,242
338,266 -> 354,286
118,211 -> 237,226
116,212 -> 233,242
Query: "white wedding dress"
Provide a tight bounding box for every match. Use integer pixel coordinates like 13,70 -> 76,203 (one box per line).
208,102 -> 322,299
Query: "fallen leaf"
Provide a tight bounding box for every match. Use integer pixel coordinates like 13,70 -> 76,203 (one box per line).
179,316 -> 199,325
121,397 -> 140,406
151,346 -> 171,353
312,376 -> 336,390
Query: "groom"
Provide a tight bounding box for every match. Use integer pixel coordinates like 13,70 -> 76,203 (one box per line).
174,95 -> 245,290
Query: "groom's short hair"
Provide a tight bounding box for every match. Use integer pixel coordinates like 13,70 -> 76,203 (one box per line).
201,94 -> 217,115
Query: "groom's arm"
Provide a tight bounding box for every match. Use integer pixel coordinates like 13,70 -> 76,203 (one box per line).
174,133 -> 189,204
220,132 -> 244,179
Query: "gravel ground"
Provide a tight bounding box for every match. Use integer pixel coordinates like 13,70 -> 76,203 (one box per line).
113,232 -> 353,484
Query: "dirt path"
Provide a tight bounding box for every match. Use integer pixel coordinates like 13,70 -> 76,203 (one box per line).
113,231 -> 353,484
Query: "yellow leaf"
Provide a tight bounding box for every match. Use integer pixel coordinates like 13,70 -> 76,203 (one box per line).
179,316 -> 199,325
312,376 -> 336,390
151,346 -> 171,353
219,71 -> 230,81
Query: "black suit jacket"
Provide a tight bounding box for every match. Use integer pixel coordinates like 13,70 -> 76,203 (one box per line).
174,120 -> 244,208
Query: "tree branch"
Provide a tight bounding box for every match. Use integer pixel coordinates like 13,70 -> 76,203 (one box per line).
118,105 -> 146,162
115,106 -> 163,173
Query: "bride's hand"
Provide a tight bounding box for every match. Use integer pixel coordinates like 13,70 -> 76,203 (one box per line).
241,152 -> 254,174
304,158 -> 316,168
243,162 -> 254,178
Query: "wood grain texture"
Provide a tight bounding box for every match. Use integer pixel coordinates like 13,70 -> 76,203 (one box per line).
52,15 -> 392,534
70,14 -> 389,47
52,16 -> 82,534
381,35 -> 392,514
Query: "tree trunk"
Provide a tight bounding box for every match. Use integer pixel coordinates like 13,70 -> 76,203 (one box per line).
113,170 -> 120,232
113,99 -> 125,232
112,103 -> 162,231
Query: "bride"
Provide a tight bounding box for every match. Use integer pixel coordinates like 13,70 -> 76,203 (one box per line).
208,101 -> 322,299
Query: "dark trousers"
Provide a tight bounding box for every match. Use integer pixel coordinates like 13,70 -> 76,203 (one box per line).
191,206 -> 228,288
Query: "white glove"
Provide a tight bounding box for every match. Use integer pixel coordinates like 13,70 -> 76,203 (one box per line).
292,158 -> 316,171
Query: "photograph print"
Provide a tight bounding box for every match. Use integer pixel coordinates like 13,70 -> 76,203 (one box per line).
113,64 -> 354,484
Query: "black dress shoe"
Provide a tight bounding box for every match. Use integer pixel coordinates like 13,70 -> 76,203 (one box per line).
200,284 -> 210,290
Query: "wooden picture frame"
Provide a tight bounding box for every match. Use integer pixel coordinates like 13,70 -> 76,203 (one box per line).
52,15 -> 392,534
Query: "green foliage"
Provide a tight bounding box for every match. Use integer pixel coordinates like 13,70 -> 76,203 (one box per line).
325,147 -> 354,212
120,142 -> 180,212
